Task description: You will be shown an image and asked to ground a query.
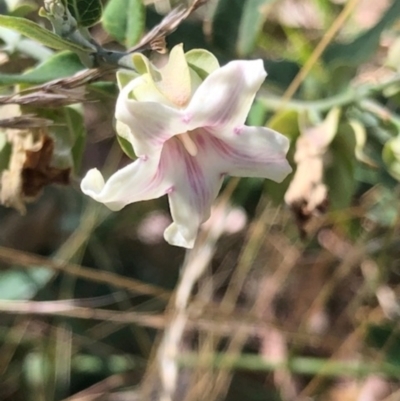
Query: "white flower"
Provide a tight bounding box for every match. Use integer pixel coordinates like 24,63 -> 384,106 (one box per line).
81,45 -> 292,248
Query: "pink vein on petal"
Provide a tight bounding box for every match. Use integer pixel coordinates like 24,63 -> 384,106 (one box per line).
134,158 -> 165,200
183,150 -> 208,210
208,134 -> 285,164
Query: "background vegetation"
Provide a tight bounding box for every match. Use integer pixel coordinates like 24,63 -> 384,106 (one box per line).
0,0 -> 400,400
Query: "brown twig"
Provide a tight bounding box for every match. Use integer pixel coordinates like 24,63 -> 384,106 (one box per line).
0,246 -> 170,301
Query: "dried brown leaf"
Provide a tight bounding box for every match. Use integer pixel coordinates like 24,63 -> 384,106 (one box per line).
128,0 -> 209,54
0,129 -> 70,213
0,115 -> 53,129
22,134 -> 70,197
284,108 -> 341,236
0,88 -> 87,107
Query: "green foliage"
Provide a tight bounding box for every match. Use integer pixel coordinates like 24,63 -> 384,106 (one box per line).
237,0 -> 276,57
64,0 -> 103,27
2,1 -> 400,400
0,267 -> 53,300
366,185 -> 399,227
0,130 -> 11,173
185,49 -> 220,79
9,2 -> 37,17
0,14 -> 90,52
323,0 -> 400,69
382,136 -> 400,181
102,0 -> 145,47
20,106 -> 87,172
116,133 -> 136,160
52,107 -> 86,172
325,123 -> 356,209
367,324 -> 400,368
0,0 -> 7,14
268,109 -> 300,141
0,51 -> 84,85
211,0 -> 245,55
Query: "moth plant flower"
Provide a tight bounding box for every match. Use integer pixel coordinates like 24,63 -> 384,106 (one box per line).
81,45 -> 292,248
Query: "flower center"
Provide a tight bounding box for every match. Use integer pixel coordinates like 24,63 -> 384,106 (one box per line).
178,132 -> 198,156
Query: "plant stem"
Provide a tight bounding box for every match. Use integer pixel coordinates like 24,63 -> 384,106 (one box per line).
259,74 -> 400,112
179,352 -> 400,378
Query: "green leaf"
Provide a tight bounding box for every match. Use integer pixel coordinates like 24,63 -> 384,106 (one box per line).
382,136 -> 400,181
10,2 -> 38,18
386,36 -> 400,71
325,123 -> 357,209
0,130 -> 11,174
349,119 -> 378,167
116,69 -> 139,90
102,0 -> 145,47
247,99 -> 267,126
366,324 -> 400,369
21,106 -> 86,172
237,0 -> 276,57
65,0 -> 103,28
0,267 -> 53,300
89,81 -> 119,98
0,0 -> 8,14
268,109 -> 300,141
263,109 -> 299,203
64,107 -> 86,172
116,120 -> 136,160
0,15 -> 91,53
185,49 -> 220,79
366,186 -> 398,227
0,51 -> 85,85
117,134 -> 136,160
211,0 -> 245,55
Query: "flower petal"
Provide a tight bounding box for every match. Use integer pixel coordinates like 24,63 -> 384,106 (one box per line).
158,44 -> 192,106
160,139 -> 224,248
193,127 -> 292,183
80,155 -> 170,211
116,81 -> 187,157
183,59 -> 266,131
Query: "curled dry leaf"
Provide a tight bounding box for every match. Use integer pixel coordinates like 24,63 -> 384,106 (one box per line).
128,0 -> 209,54
0,115 -> 53,129
0,128 -> 70,213
0,88 -> 87,107
284,108 -> 341,236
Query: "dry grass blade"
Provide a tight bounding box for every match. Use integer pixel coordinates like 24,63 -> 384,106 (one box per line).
61,372 -> 137,401
37,68 -> 114,91
0,90 -> 87,107
150,181 -> 237,401
0,298 -> 303,337
0,246 -> 171,300
0,68 -> 113,106
0,115 -> 53,129
0,300 -> 166,328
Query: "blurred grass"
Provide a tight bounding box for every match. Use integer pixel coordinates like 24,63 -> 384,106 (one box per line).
1,0 -> 400,400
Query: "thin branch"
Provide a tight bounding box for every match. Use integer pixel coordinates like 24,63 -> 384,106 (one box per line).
0,246 -> 170,301
178,352 -> 400,378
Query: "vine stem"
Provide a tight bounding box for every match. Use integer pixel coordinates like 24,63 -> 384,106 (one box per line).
178,352 -> 400,378
259,74 -> 400,112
